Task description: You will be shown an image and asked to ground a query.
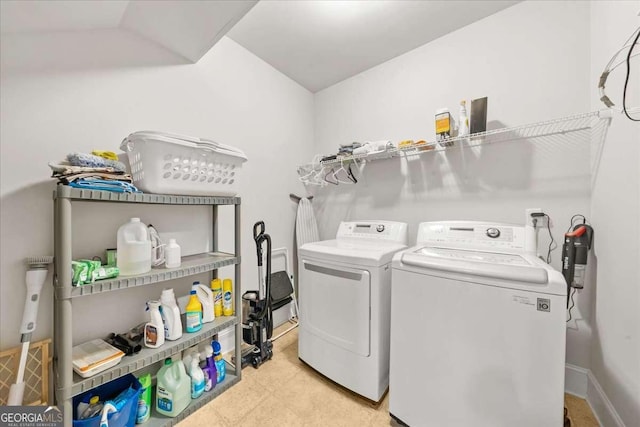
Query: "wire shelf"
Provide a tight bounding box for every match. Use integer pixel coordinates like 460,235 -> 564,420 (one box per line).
297,110 -> 613,184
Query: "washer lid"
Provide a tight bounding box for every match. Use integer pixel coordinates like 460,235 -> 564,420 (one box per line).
300,239 -> 407,267
398,246 -> 550,285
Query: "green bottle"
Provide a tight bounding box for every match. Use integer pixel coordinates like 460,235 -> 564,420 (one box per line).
136,373 -> 152,424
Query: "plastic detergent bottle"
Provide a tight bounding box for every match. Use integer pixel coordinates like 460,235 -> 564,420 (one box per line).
458,100 -> 470,137
164,239 -> 181,269
156,359 -> 190,417
193,281 -> 214,323
117,218 -> 152,276
212,340 -> 226,383
202,345 -> 217,392
211,278 -> 223,317
185,290 -> 203,333
189,358 -> 205,399
136,373 -> 152,424
160,289 -> 183,341
144,300 -> 165,348
222,279 -> 233,316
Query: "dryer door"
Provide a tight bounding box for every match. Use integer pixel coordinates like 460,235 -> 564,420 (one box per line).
301,260 -> 371,356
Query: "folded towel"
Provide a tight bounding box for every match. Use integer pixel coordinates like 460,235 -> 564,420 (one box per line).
67,179 -> 140,193
49,162 -> 118,175
67,153 -> 126,172
57,172 -> 133,184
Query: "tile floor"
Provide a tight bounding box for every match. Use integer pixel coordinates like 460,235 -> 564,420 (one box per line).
178,324 -> 600,426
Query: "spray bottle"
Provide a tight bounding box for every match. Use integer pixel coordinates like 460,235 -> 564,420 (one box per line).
222,279 -> 233,316
212,340 -> 225,383
211,278 -> 223,317
202,345 -> 217,392
144,301 -> 165,349
189,357 -> 205,399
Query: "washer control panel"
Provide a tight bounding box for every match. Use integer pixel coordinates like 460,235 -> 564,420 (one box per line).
416,221 -> 526,251
337,221 -> 408,244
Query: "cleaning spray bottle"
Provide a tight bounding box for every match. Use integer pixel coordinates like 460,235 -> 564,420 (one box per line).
222,279 -> 233,316
160,289 -> 183,341
189,357 -> 205,399
212,340 -> 225,383
144,301 -> 165,349
211,278 -> 223,317
185,290 -> 202,333
136,373 -> 152,424
192,281 -> 214,323
202,345 -> 217,392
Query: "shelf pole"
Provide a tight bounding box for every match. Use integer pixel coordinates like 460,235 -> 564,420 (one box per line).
212,205 -> 218,254
234,201 -> 242,379
52,194 -> 59,405
55,195 -> 73,427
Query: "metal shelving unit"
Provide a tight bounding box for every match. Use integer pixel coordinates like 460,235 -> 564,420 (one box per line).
63,253 -> 238,298
53,185 -> 242,427
146,368 -> 239,427
297,110 -> 613,182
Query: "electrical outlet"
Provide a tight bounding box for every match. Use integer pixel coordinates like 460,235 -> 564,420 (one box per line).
525,208 -> 543,226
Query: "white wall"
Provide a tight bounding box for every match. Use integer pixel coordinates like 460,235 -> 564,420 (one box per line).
0,30 -> 313,349
589,2 -> 640,426
313,1 -> 594,368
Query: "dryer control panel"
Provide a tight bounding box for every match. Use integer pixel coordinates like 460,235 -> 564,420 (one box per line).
337,221 -> 408,244
416,221 -> 527,252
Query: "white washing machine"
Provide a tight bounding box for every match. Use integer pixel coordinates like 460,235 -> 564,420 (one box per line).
298,220 -> 408,402
390,221 -> 567,427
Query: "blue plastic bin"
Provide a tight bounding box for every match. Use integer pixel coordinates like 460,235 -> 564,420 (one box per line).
73,374 -> 142,427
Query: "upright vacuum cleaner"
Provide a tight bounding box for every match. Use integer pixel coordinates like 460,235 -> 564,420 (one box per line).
239,221 -> 274,368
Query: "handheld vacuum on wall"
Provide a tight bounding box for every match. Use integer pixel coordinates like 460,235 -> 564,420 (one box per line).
239,222 -> 274,369
561,223 -> 594,305
8,256 -> 53,405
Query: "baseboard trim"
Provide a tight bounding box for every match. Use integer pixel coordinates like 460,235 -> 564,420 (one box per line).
565,363 -> 589,397
586,370 -> 626,427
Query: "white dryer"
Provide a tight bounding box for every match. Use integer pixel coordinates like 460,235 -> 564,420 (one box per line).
298,220 -> 408,402
390,221 -> 567,427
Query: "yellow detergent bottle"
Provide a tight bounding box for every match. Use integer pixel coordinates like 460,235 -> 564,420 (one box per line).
222,279 -> 233,316
185,290 -> 202,333
211,278 -> 223,317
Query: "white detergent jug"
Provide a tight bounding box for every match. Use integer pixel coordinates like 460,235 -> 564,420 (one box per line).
193,282 -> 214,323
160,289 -> 183,341
117,218 -> 152,276
155,359 -> 191,417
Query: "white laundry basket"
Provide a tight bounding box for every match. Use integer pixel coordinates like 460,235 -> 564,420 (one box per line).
120,131 -> 247,196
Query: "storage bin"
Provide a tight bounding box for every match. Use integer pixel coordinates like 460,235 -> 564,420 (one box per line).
73,374 -> 142,427
120,131 -> 247,197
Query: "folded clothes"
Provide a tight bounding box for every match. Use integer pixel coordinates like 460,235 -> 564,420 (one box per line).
68,178 -> 141,193
57,172 -> 133,184
67,152 -> 126,172
92,150 -> 119,161
49,162 -> 117,174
